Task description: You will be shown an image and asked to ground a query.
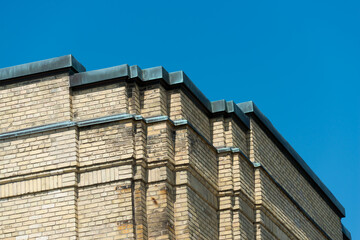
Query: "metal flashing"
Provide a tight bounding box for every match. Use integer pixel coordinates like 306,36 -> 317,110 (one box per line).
0,121 -> 76,140
168,71 -> 184,84
77,113 -> 134,127
253,162 -> 261,167
134,115 -> 144,121
237,101 -> 346,218
217,147 -> 232,153
0,55 -> 86,81
173,119 -> 188,126
342,224 -> 352,240
237,101 -> 255,113
211,100 -> 227,112
145,115 -> 169,123
130,65 -> 143,80
230,147 -> 240,152
70,64 -> 129,87
142,66 -> 170,84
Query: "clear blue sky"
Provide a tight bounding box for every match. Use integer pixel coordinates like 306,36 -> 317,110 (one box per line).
1,0 -> 359,238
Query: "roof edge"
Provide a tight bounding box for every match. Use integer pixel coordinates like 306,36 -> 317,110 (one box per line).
237,101 -> 346,218
342,224 -> 351,240
341,224 -> 351,240
0,55 -> 86,81
70,64 -> 129,87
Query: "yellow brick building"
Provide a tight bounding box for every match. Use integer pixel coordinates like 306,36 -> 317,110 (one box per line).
0,55 -> 351,239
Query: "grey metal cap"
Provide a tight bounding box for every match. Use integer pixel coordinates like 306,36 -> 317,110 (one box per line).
70,64 -> 129,87
0,55 -> 86,81
341,224 -> 351,240
342,224 -> 351,240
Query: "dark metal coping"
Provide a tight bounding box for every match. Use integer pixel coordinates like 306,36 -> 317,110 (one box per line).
0,114 -> 139,140
237,101 -> 346,218
342,224 -> 351,240
68,63 -> 250,128
0,121 -> 76,140
0,55 -> 86,81
0,114 -> 201,140
70,64 -> 129,87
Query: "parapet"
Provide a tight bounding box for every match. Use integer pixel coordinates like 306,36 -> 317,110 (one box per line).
0,55 -> 85,82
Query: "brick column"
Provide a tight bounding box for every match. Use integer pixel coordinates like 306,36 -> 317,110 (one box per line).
218,152 -> 234,240
211,117 -> 226,147
146,121 -> 175,239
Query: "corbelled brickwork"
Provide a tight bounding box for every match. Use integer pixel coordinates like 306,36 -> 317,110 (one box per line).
0,55 -> 351,240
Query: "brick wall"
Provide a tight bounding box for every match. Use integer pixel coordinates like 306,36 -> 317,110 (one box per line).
0,128 -> 77,179
255,168 -> 327,239
72,82 -> 128,121
0,57 -> 347,239
78,121 -> 134,167
78,181 -> 134,239
141,84 -> 168,118
180,91 -> 211,142
0,73 -> 71,133
0,188 -> 77,240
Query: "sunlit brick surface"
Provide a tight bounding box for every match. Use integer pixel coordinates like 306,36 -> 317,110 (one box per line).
0,57 -> 347,239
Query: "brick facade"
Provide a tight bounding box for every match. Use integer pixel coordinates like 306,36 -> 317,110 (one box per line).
0,55 -> 351,239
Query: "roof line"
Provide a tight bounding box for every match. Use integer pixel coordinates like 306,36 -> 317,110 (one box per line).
0,55 -> 86,81
342,224 -> 352,240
